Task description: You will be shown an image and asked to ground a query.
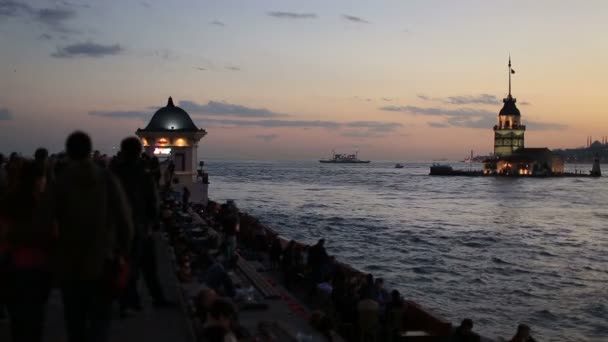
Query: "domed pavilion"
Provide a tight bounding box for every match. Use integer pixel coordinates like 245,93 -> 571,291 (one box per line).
136,97 -> 207,183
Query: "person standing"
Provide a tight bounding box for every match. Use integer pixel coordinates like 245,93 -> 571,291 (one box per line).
50,131 -> 133,342
0,160 -> 54,342
111,137 -> 170,316
307,239 -> 329,293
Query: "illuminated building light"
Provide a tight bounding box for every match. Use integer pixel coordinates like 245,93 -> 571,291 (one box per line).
153,147 -> 172,156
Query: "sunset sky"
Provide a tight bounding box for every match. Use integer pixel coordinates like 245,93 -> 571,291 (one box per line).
1,0 -> 607,160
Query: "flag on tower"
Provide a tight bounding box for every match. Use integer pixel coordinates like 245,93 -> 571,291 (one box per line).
511,69 -> 516,74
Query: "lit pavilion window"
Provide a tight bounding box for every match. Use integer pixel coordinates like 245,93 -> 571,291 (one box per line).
153,147 -> 171,156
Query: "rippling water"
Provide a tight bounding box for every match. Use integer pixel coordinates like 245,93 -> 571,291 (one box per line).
205,160 -> 608,341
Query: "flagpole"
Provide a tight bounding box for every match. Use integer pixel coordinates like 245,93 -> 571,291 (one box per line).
508,55 -> 512,97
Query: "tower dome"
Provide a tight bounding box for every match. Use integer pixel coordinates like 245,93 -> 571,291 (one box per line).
143,97 -> 200,132
499,95 -> 521,116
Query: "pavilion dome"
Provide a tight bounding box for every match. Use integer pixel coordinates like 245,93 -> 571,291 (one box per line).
499,95 -> 521,116
143,97 -> 200,132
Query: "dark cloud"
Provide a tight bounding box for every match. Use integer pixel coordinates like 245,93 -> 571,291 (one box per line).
342,121 -> 403,138
58,1 -> 91,9
255,134 -> 278,142
179,100 -> 288,118
381,105 -> 493,117
382,104 -> 561,130
341,131 -> 385,138
343,14 -> 369,24
526,121 -> 567,130
381,105 -> 496,129
0,1 -> 31,17
52,42 -> 123,58
39,33 -> 53,40
428,122 -> 450,128
211,20 -> 224,26
0,2 -> 80,34
225,66 -> 241,71
198,118 -> 340,129
89,101 -> 404,137
346,121 -> 402,133
0,107 -> 13,120
88,110 -> 150,120
445,113 -> 496,129
268,11 -> 317,19
418,93 -> 500,105
197,118 -> 402,138
37,7 -> 78,33
445,94 -> 500,105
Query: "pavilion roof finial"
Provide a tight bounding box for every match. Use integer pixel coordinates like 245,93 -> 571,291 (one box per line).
167,96 -> 175,107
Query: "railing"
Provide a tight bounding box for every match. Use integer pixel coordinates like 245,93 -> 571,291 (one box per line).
494,124 -> 526,130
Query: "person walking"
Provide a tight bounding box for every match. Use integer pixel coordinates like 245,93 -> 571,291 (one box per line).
50,131 -> 133,342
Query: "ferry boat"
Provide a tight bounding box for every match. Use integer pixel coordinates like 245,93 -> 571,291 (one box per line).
462,150 -> 494,163
319,151 -> 370,164
395,163 -> 404,168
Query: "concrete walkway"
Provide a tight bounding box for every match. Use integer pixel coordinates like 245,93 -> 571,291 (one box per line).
0,235 -> 193,342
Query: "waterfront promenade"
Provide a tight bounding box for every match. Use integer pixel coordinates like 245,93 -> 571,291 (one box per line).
1,178 -> 491,341
0,234 -> 192,342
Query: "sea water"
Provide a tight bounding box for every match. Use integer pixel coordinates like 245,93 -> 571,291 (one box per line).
206,160 -> 608,341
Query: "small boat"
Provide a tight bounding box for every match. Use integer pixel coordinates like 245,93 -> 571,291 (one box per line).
319,150 -> 370,164
395,163 -> 404,169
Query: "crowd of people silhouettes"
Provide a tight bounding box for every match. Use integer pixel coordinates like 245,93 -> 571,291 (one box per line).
0,131 -> 172,342
0,131 -> 539,342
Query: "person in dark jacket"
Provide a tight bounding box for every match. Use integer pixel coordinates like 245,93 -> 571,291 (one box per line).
50,131 -> 133,342
1,160 -> 54,342
307,239 -> 329,293
111,137 -> 169,316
